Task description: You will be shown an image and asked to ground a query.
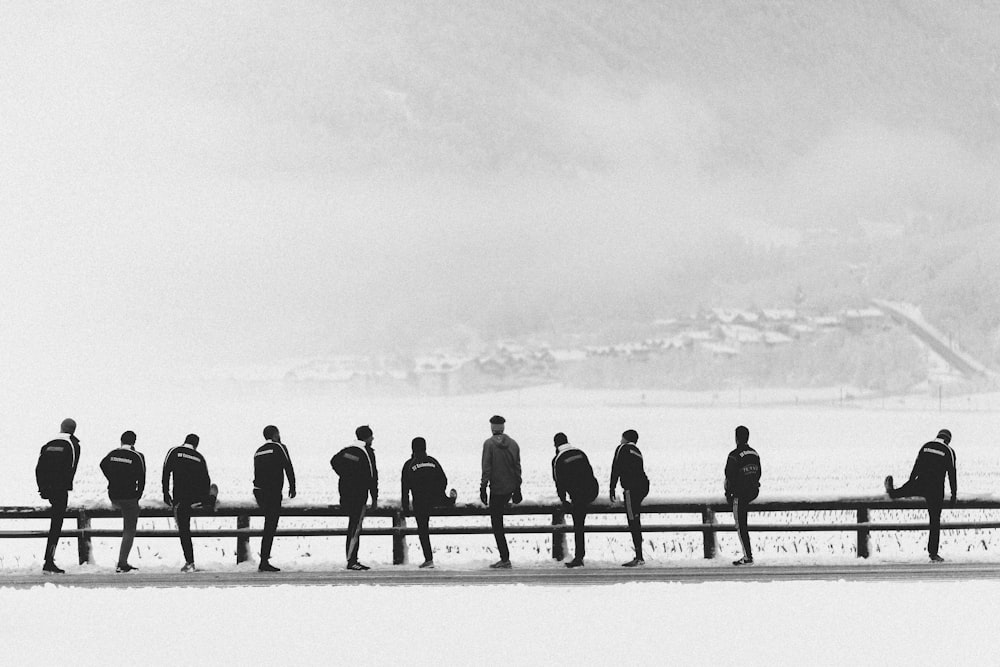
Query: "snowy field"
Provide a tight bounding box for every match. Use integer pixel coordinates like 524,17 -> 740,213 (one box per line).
4,382 -> 1000,569
2,580 -> 996,666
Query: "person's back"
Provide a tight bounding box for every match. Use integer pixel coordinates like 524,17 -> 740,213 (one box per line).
553,445 -> 598,503
100,446 -> 145,501
254,440 -> 293,493
332,444 -> 375,499
725,444 -> 761,499
482,433 -> 522,496
911,438 -> 957,496
163,443 -> 210,503
402,453 -> 448,506
611,441 -> 648,494
36,433 -> 80,496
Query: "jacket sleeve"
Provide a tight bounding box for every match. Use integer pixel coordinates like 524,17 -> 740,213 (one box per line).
724,453 -> 736,494
136,452 -> 146,498
512,439 -> 522,487
282,445 -> 296,494
400,462 -> 410,509
480,441 -> 491,490
161,450 -> 173,496
948,449 -> 957,499
99,452 -> 112,481
610,445 -> 621,494
370,451 -> 379,501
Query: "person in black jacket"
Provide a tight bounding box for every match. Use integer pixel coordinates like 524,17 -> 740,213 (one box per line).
331,425 -> 378,571
253,425 -> 296,572
885,428 -> 958,562
162,433 -> 215,572
725,425 -> 761,566
551,433 -> 599,568
99,430 -> 146,573
35,418 -> 82,574
401,437 -> 456,568
610,429 -> 649,567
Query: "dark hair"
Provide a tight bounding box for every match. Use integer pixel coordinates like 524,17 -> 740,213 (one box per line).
356,425 -> 373,441
489,415 -> 506,425
936,428 -> 952,444
263,425 -> 279,441
120,430 -> 136,446
411,436 -> 427,452
553,432 -> 568,446
622,429 -> 638,443
184,433 -> 200,446
735,425 -> 750,445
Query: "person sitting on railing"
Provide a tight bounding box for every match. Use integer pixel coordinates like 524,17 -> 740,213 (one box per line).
610,429 -> 649,567
480,415 -> 522,570
884,428 -> 958,563
401,436 -> 457,569
35,417 -> 82,574
725,425 -> 761,567
99,430 -> 145,573
253,425 -> 296,573
162,433 -> 216,573
551,433 -> 599,568
331,425 -> 379,571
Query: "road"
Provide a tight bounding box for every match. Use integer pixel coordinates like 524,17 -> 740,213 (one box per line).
3,562 -> 999,589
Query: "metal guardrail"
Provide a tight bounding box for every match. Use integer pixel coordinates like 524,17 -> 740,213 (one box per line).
3,498 -> 996,565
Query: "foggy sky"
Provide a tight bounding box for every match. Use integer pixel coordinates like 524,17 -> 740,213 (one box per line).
2,1 -> 998,385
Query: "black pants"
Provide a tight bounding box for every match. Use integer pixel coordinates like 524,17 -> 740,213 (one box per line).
489,492 -> 513,561
343,496 -> 367,564
414,510 -> 432,562
890,480 -> 944,556
111,498 -> 140,566
44,491 -> 68,563
173,502 -> 195,564
254,490 -> 282,562
623,488 -> 646,559
569,504 -> 588,560
731,494 -> 756,560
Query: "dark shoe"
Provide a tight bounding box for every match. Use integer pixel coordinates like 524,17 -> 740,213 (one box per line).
622,558 -> 645,567
418,559 -> 435,569
489,559 -> 512,569
258,561 -> 280,572
42,561 -> 64,574
929,554 -> 945,563
884,475 -> 894,495
346,561 -> 370,571
564,558 -> 585,568
180,562 -> 197,573
115,563 -> 138,573
733,556 -> 754,566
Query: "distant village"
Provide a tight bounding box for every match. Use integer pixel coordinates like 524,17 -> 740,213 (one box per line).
280,306 -> 894,395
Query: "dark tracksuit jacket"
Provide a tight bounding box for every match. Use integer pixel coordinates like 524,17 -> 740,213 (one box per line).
100,447 -> 146,501
254,440 -> 296,502
331,443 -> 378,506
610,442 -> 649,501
401,454 -> 450,512
480,435 -> 522,497
162,444 -> 211,504
724,445 -> 761,502
552,445 -> 599,507
36,434 -> 81,499
897,438 -> 957,501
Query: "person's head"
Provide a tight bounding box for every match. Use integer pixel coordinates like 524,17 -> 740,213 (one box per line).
263,425 -> 280,442
60,418 -> 77,435
489,415 -> 505,435
621,429 -> 638,445
936,428 -> 952,445
735,425 -> 750,446
412,437 -> 427,454
120,430 -> 136,447
553,432 -> 568,449
184,433 -> 200,448
356,425 -> 373,444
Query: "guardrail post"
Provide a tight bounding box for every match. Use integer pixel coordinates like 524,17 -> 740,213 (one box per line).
702,508 -> 717,559
551,510 -> 566,561
77,510 -> 92,565
857,508 -> 870,558
393,510 -> 407,565
236,514 -> 250,564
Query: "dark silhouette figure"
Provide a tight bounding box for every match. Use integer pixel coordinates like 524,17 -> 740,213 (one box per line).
610,429 -> 649,567
253,425 -> 296,572
725,425 -> 761,566
162,433 -> 215,572
99,430 -> 145,573
331,425 -> 378,570
401,437 -> 457,568
551,433 -> 599,567
480,415 -> 522,569
36,418 -> 81,574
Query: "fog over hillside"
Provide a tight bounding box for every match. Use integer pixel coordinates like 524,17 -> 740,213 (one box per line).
2,1 -> 999,387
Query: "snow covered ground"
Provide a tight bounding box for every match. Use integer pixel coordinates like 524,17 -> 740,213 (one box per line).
2,579 -> 994,665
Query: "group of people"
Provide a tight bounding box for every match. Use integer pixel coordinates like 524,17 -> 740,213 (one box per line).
33,415 -> 957,575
